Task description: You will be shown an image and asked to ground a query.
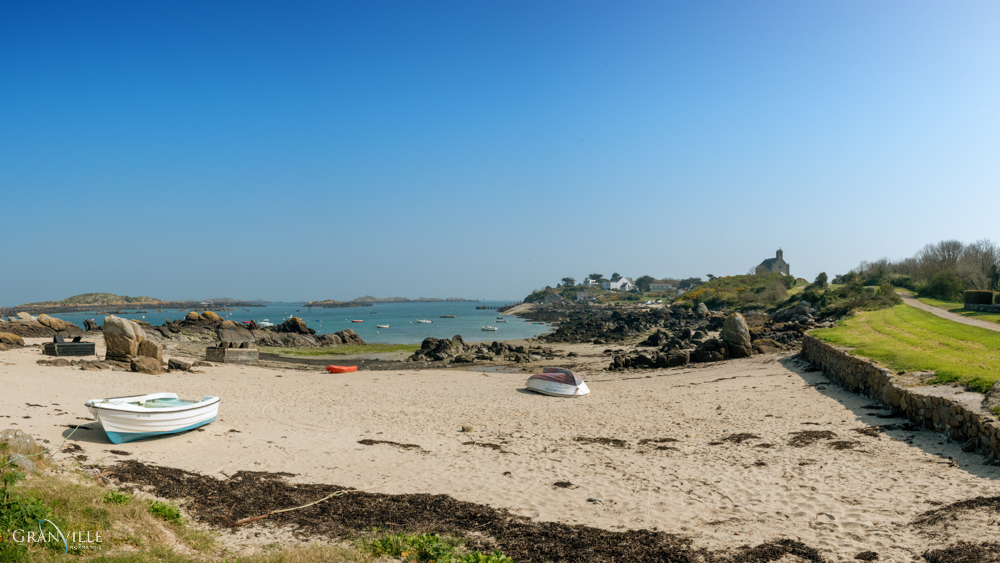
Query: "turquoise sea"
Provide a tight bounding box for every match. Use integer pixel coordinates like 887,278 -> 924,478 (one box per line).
44,301 -> 550,344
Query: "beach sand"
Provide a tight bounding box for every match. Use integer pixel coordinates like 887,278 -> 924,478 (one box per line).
2,337 -> 999,561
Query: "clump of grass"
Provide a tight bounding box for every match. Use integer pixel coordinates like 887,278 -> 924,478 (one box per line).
992,406 -> 1000,418
103,490 -> 131,505
813,304 -> 1000,392
364,532 -> 512,562
147,499 -> 182,524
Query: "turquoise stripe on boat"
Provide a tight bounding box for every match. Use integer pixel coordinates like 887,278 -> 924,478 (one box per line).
104,417 -> 216,444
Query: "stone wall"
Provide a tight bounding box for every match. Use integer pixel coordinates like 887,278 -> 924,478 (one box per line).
801,335 -> 1000,461
965,303 -> 1000,313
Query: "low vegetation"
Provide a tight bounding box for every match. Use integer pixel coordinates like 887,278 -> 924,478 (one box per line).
918,297 -> 1000,325
674,271 -> 800,310
262,343 -> 419,357
838,238 -> 1000,301
812,304 -> 1000,392
20,293 -> 163,307
365,532 -> 512,562
1,445 -> 514,562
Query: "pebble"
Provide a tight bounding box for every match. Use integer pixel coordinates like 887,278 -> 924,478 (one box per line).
587,498 -> 603,503
461,425 -> 476,432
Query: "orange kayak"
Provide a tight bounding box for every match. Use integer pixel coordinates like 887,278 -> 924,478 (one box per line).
326,365 -> 358,373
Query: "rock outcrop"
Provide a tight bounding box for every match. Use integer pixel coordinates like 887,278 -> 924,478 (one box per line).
83,319 -> 101,331
720,313 -> 753,358
137,339 -> 163,362
0,332 -> 25,348
104,315 -> 147,362
131,356 -> 163,374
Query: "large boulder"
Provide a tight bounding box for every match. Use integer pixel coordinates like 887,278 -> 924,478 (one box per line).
696,303 -> 709,317
83,319 -> 101,331
334,329 -> 366,346
720,313 -> 753,358
185,311 -> 201,321
201,311 -> 221,321
276,317 -> 311,334
0,332 -> 25,347
103,315 -> 146,361
131,356 -> 163,375
137,339 -> 163,362
217,321 -> 255,343
16,312 -> 33,321
167,358 -> 192,371
691,338 -> 728,363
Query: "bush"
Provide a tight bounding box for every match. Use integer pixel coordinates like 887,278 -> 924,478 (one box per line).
918,271 -> 965,301
963,290 -> 996,305
147,499 -> 182,524
812,272 -> 828,289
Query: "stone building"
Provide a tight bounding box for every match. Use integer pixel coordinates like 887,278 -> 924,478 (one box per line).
755,249 -> 790,276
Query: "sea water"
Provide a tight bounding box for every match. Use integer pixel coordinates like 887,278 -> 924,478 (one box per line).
45,301 -> 549,344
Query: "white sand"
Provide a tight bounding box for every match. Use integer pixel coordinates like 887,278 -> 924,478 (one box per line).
2,337 -> 999,562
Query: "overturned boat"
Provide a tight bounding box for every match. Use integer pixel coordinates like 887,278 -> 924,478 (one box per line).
525,368 -> 590,398
84,393 -> 220,444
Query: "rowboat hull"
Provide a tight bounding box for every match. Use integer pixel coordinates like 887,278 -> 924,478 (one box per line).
526,379 -> 590,397
85,394 -> 220,444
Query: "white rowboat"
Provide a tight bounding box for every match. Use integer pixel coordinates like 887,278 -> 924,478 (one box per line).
526,368 -> 590,398
85,393 -> 220,444
416,319 -> 432,323
481,326 -> 499,331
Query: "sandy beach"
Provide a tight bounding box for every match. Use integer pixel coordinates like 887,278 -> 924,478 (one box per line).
2,336 -> 999,562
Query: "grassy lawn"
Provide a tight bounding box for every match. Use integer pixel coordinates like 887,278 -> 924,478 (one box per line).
811,304 -> 1000,392
917,297 -> 1000,325
261,343 -> 419,357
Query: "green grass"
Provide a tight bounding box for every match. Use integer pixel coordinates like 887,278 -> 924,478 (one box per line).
262,343 -> 419,357
812,304 -> 1000,392
364,533 -> 512,562
917,297 -> 1000,325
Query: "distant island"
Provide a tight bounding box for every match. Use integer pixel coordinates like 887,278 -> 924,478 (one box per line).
305,296 -> 475,308
2,293 -> 268,316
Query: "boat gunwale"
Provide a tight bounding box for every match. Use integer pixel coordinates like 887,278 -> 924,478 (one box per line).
88,396 -> 220,414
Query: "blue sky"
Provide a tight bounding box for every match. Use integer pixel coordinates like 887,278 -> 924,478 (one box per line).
2,1 -> 998,304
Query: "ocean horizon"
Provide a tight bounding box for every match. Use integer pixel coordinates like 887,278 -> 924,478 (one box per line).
44,300 -> 551,344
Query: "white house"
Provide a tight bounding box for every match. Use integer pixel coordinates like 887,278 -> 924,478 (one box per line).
601,277 -> 635,291
582,279 -> 600,287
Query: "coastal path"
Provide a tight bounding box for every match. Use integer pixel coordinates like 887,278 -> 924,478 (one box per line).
898,292 -> 1000,333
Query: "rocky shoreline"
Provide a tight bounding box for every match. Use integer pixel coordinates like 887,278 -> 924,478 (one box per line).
0,300 -> 265,317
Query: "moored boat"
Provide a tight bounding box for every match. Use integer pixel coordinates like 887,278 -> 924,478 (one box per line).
416,319 -> 432,323
85,393 -> 220,444
376,324 -> 389,328
481,326 -> 499,331
350,320 -> 364,323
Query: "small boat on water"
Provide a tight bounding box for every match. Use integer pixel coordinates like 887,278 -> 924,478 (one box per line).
85,393 -> 220,444
326,365 -> 358,373
350,320 -> 364,323
376,324 -> 389,328
258,319 -> 275,328
526,368 -> 590,398
481,326 -> 499,331
416,319 -> 432,323
495,320 -> 507,323
440,315 -> 459,318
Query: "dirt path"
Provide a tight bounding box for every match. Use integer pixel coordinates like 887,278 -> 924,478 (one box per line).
898,293 -> 1000,333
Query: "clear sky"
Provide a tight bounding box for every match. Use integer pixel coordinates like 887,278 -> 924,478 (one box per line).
2,1 -> 998,305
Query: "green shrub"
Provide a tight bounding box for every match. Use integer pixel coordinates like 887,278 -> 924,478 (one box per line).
147,499 -> 182,524
103,490 -> 131,505
918,271 -> 965,302
964,290 -> 996,305
365,532 -> 512,562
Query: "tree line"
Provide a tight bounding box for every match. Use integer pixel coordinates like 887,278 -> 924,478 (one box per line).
837,239 -> 1000,301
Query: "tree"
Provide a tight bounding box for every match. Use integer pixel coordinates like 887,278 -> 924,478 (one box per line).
588,273 -> 603,281
919,270 -> 964,301
991,265 -> 1000,291
560,277 -> 576,288
678,277 -> 702,289
707,274 -> 717,281
611,272 -> 622,282
813,272 -> 828,289
634,275 -> 655,293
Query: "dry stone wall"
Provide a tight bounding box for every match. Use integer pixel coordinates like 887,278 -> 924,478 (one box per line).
965,303 -> 1000,313
801,335 -> 1000,461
